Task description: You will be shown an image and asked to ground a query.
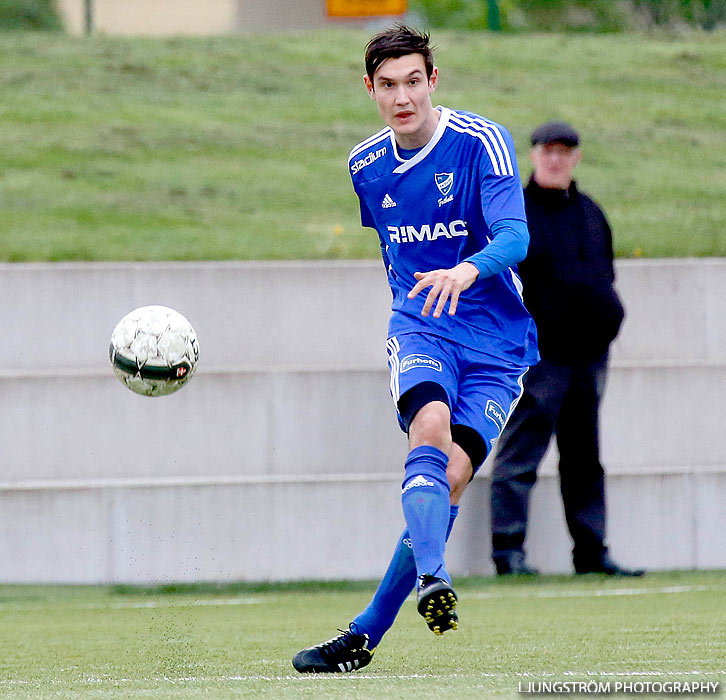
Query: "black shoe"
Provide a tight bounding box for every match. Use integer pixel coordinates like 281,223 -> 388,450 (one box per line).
575,554 -> 645,577
416,574 -> 458,636
292,628 -> 374,673
494,551 -> 539,576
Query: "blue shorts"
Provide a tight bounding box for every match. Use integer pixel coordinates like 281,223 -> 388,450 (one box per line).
386,332 -> 529,470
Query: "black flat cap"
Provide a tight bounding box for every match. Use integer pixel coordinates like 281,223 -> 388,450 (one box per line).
530,121 -> 580,147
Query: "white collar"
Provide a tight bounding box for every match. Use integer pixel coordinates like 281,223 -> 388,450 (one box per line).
391,106 -> 451,174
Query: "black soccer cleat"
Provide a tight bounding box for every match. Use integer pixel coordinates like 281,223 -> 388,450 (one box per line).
416,574 -> 458,636
292,628 -> 374,673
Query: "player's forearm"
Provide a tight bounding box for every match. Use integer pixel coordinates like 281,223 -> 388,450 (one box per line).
464,218 -> 529,279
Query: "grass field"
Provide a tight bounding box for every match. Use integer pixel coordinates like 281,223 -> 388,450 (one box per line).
1,30 -> 725,262
1,571 -> 723,699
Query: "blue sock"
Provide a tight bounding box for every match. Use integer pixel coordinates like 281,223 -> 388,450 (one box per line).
351,505 -> 459,648
401,445 -> 451,582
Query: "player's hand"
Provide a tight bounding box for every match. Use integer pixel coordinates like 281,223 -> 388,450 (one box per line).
407,262 -> 479,318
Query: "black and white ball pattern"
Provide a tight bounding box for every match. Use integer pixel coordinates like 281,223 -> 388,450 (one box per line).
109,305 -> 199,397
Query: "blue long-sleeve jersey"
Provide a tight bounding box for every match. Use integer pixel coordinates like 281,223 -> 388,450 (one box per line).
349,106 -> 538,363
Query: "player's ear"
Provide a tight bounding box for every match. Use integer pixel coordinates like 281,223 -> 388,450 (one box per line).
363,74 -> 375,99
572,147 -> 583,167
428,66 -> 439,93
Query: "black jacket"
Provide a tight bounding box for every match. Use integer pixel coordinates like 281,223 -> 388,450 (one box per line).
519,176 -> 625,363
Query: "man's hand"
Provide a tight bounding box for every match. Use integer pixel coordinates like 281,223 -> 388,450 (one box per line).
407,262 -> 480,318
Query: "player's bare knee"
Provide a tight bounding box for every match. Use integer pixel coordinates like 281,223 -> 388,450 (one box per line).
409,401 -> 452,453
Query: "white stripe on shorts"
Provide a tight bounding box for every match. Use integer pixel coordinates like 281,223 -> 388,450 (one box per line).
386,336 -> 401,404
504,366 -> 528,430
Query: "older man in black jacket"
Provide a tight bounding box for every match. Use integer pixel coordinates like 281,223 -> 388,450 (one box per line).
490,121 -> 643,577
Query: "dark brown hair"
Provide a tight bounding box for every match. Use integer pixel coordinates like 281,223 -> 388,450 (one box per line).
365,24 -> 435,82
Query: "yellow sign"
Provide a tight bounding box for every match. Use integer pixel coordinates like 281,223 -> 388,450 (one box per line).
327,0 -> 407,17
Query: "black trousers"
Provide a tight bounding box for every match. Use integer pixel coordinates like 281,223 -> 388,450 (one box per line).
490,353 -> 609,566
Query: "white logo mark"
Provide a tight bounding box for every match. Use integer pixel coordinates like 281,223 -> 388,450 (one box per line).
351,146 -> 386,174
402,475 -> 435,494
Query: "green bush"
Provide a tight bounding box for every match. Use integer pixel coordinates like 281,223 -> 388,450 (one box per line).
411,0 -> 487,29
0,0 -> 62,30
632,0 -> 726,30
510,0 -> 631,32
411,0 -> 726,32
411,0 -> 630,32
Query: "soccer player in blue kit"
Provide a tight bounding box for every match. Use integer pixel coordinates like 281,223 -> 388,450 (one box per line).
293,25 -> 538,673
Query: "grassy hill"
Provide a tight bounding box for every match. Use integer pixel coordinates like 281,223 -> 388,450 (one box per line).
1,30 -> 724,261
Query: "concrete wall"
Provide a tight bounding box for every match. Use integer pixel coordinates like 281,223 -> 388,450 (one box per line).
1,259 -> 724,583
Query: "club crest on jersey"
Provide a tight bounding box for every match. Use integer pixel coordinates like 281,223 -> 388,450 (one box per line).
435,172 -> 454,196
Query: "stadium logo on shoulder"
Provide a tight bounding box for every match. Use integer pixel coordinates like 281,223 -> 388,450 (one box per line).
435,172 -> 454,196
485,400 -> 506,431
400,354 -> 443,373
351,146 -> 386,174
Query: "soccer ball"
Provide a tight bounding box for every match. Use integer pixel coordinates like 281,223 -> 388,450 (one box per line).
109,305 -> 199,397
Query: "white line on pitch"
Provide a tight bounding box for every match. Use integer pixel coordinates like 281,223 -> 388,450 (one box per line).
1,670 -> 724,686
461,584 -> 722,600
2,584 -> 721,612
0,596 -> 266,612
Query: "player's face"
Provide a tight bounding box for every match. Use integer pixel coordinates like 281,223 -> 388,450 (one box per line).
530,143 -> 582,189
363,54 -> 439,149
